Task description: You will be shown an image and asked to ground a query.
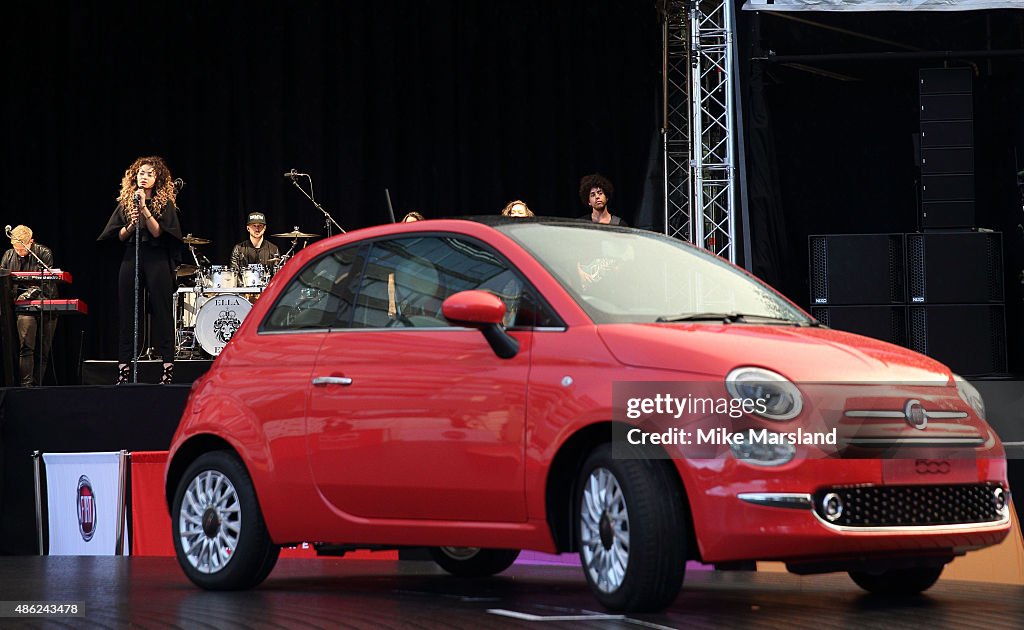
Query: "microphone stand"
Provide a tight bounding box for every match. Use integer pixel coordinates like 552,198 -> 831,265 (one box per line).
132,196 -> 142,384
7,230 -> 54,386
286,174 -> 345,236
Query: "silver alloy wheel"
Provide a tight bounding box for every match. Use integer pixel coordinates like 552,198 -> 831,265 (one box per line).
580,466 -> 630,593
178,469 -> 242,574
439,546 -> 481,560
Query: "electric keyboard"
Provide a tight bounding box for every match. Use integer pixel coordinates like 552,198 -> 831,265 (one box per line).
14,298 -> 88,315
9,270 -> 73,283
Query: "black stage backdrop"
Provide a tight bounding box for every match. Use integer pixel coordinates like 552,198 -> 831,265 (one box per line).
0,2 -> 661,381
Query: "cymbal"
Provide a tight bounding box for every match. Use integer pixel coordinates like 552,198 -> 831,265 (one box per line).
182,234 -> 211,245
175,264 -> 198,277
271,230 -> 319,239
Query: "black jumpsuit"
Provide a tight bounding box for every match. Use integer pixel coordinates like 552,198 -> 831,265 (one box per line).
99,202 -> 182,363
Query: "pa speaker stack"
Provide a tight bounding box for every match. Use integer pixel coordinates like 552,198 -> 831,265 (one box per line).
808,231 -> 1006,376
919,68 -> 975,229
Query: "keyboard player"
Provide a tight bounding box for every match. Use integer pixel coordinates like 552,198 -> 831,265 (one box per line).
0,225 -> 56,386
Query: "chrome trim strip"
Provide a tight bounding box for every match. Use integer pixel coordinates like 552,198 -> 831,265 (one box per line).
924,411 -> 969,419
844,410 -> 968,419
737,493 -> 813,510
845,411 -> 904,418
811,508 -> 1010,533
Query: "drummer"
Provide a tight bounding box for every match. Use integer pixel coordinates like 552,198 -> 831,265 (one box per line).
230,212 -> 280,270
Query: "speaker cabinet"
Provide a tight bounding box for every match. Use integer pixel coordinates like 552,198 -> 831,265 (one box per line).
906,232 -> 1003,303
920,94 -> 973,121
909,305 -> 1007,375
919,67 -> 972,95
920,147 -> 973,175
809,234 -> 905,305
812,306 -> 908,346
921,201 -> 975,229
920,121 -> 974,148
921,174 -> 974,201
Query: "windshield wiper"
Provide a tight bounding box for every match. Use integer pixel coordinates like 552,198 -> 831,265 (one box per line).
656,312 -> 805,325
657,312 -> 744,323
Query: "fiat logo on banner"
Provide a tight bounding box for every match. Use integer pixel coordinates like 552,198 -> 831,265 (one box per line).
77,475 -> 96,542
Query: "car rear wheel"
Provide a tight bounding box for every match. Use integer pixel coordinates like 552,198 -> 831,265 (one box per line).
848,566 -> 944,595
429,547 -> 521,577
577,443 -> 687,612
172,450 -> 279,590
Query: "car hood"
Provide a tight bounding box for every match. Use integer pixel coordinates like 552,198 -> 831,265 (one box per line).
597,323 -> 952,383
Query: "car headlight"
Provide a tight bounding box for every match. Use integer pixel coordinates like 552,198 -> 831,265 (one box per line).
729,432 -> 796,467
954,373 -> 986,421
725,367 -> 803,421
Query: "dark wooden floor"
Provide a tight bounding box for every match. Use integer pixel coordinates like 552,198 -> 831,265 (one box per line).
0,557 -> 1021,629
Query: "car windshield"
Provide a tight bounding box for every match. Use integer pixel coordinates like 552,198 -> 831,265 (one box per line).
498,222 -> 811,325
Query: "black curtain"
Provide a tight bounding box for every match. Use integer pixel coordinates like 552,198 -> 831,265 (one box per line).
0,1 -> 661,378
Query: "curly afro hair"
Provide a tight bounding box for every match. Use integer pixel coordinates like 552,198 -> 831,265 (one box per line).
578,173 -> 614,206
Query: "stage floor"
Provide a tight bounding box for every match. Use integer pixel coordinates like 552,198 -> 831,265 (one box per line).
1,556 -> 1022,628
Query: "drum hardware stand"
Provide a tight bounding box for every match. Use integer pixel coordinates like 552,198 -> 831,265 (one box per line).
284,170 -> 345,237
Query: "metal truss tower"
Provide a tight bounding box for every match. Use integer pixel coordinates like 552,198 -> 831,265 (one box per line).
663,0 -> 738,264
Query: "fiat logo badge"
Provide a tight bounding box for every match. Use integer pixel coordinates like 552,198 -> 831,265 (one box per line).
904,399 -> 928,430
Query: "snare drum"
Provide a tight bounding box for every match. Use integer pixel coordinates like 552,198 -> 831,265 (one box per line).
241,263 -> 270,288
194,293 -> 252,356
199,265 -> 238,289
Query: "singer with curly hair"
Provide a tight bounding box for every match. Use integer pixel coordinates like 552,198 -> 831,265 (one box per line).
98,155 -> 183,384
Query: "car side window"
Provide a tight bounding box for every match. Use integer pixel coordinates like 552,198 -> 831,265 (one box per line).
262,246 -> 361,331
351,235 -> 550,329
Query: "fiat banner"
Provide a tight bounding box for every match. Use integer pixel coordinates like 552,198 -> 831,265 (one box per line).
42,452 -> 128,556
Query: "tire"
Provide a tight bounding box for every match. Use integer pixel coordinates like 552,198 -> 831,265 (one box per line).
172,450 -> 280,590
576,443 -> 687,612
848,566 -> 944,595
429,547 -> 521,577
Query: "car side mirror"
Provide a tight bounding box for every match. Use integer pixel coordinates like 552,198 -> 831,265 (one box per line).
442,290 -> 519,359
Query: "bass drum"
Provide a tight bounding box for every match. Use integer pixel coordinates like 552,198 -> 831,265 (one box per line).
194,293 -> 252,356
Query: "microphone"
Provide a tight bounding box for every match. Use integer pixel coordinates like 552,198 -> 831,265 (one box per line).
4,225 -> 11,236
174,178 -> 185,191
284,169 -> 309,178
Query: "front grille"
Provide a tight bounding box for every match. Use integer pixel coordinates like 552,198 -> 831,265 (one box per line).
813,483 -> 1004,527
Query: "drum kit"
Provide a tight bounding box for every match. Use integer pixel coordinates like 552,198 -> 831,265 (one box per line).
174,228 -> 319,358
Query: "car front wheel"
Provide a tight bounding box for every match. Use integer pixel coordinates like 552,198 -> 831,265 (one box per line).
577,443 -> 687,612
848,566 -> 944,595
429,546 -> 521,577
172,450 -> 279,590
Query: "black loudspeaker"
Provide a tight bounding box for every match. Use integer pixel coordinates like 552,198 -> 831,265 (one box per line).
921,174 -> 974,201
906,232 -> 1003,303
920,147 -> 973,175
809,234 -> 905,305
919,94 -> 973,121
920,121 -> 974,148
919,67 -> 972,94
812,306 -> 908,346
921,201 -> 975,229
909,305 -> 1007,375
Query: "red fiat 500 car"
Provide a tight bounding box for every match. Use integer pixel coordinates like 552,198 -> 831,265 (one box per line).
165,218 -> 1009,612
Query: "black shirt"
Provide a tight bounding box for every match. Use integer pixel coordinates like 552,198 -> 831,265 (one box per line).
0,244 -> 57,300
231,238 -> 280,269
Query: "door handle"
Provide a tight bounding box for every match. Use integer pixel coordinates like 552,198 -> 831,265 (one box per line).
312,376 -> 353,387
